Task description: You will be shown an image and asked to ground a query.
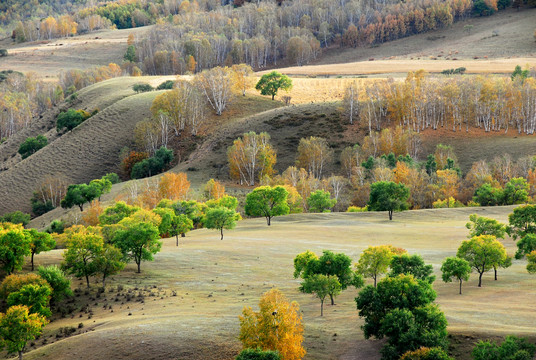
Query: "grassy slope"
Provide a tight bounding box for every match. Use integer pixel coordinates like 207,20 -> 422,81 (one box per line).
14,207 -> 536,360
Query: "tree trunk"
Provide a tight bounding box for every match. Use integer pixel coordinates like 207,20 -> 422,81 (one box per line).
271,94 -> 275,100
478,271 -> 483,287
176,234 -> 179,247
267,217 -> 271,226
18,350 -> 23,360
137,261 -> 141,273
373,275 -> 377,288
459,279 -> 462,294
329,293 -> 334,305
220,228 -> 224,240
494,266 -> 498,280
388,210 -> 393,220
31,252 -> 35,271
320,299 -> 324,317
79,204 -> 84,212
85,274 -> 90,288
102,275 -> 106,288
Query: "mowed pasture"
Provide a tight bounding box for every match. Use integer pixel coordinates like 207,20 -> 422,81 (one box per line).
15,206 -> 536,360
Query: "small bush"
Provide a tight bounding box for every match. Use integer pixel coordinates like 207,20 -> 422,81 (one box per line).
38,265 -> 73,302
103,173 -> 120,184
56,109 -> 92,132
156,80 -> 174,90
0,49 -> 7,57
236,348 -> 281,360
18,135 -> 48,159
0,211 -> 31,225
133,83 -> 154,93
347,206 -> 368,212
46,220 -> 65,234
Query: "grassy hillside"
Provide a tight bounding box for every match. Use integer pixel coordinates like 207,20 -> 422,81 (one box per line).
15,207 -> 536,360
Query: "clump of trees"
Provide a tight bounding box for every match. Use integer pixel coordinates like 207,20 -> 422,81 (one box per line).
18,135 -> 48,159
130,146 -> 173,179
60,174 -> 114,211
56,108 -> 95,132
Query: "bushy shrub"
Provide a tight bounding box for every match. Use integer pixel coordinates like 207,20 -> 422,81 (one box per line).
133,83 -> 154,93
37,265 -> 73,302
131,146 -> 173,179
56,109 -> 92,132
156,80 -> 174,90
0,211 -> 31,225
18,135 -> 48,159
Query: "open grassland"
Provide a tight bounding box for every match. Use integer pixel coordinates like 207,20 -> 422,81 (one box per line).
15,206 -> 536,360
0,26 -> 151,80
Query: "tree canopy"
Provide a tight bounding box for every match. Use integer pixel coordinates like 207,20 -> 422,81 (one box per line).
440,257 -> 471,295
368,181 -> 410,220
245,186 -> 290,226
255,71 -> 292,100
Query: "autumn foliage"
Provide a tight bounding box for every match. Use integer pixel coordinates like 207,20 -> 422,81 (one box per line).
239,289 -> 305,360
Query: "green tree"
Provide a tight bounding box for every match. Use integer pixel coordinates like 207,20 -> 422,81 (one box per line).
368,181 -> 410,220
301,274 -> 341,316
356,245 -> 403,287
473,183 -> 503,206
527,251 -> 536,273
0,223 -> 32,275
172,200 -> 206,229
472,336 -> 536,360
389,254 -> 435,283
27,229 -> 55,271
89,178 -> 112,201
511,65 -> 530,81
0,274 -> 48,300
112,219 -> 162,273
440,257 -> 471,294
515,234 -> 536,259
255,71 -> 292,100
99,201 -> 140,225
503,178 -> 529,205
56,109 -> 90,132
465,214 -> 506,239
18,135 -> 47,159
124,44 -> 137,62
7,284 -> 52,318
37,265 -> 72,303
307,190 -> 336,213
236,348 -> 281,360
154,206 -> 193,246
507,205 -> 536,241
0,211 -> 31,226
0,305 -> 48,360
355,274 -> 445,360
93,244 -> 125,287
456,235 -> 507,287
133,83 -> 154,93
245,186 -> 290,225
61,226 -> 104,287
203,206 -> 240,240
61,184 -> 100,211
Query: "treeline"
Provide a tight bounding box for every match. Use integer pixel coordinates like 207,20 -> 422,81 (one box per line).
136,0 -> 474,74
342,72 -> 536,135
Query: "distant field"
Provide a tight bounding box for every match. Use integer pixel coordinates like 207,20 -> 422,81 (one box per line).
18,206 -> 536,360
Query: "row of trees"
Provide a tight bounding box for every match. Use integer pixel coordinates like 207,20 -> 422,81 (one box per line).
341,72 -> 536,135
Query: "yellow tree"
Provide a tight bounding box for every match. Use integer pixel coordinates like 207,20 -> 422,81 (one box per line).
231,64 -> 254,96
228,132 -> 276,186
82,200 -> 103,226
203,179 -> 226,200
296,137 -> 332,179
239,289 -> 305,360
158,172 -> 190,201
436,169 -> 459,207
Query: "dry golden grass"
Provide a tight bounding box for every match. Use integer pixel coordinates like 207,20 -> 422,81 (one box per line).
17,206 -> 536,360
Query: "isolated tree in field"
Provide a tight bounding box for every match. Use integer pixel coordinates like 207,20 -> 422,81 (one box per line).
245,186 -> 289,226
294,250 -> 360,305
113,218 -> 162,273
356,245 -> 405,287
472,335 -> 536,360
0,305 -> 48,360
507,205 -> 536,241
196,66 -> 235,115
400,347 -> 453,360
18,135 -> 47,159
228,132 -> 276,186
61,226 -> 104,287
0,223 -> 31,275
61,183 -> 100,211
465,214 -> 506,239
296,136 -> 333,179
355,274 -> 445,360
7,284 -> 52,318
239,289 -> 305,360
456,235 -> 507,287
124,45 -> 137,62
388,254 -> 435,283
307,190 -> 336,213
37,266 -> 72,303
343,81 -> 360,124
203,207 -> 240,240
440,257 -> 471,294
93,245 -> 125,287
27,229 -> 55,271
368,181 -> 410,220
236,348 -> 281,360
255,71 -> 292,100
301,274 -> 341,316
